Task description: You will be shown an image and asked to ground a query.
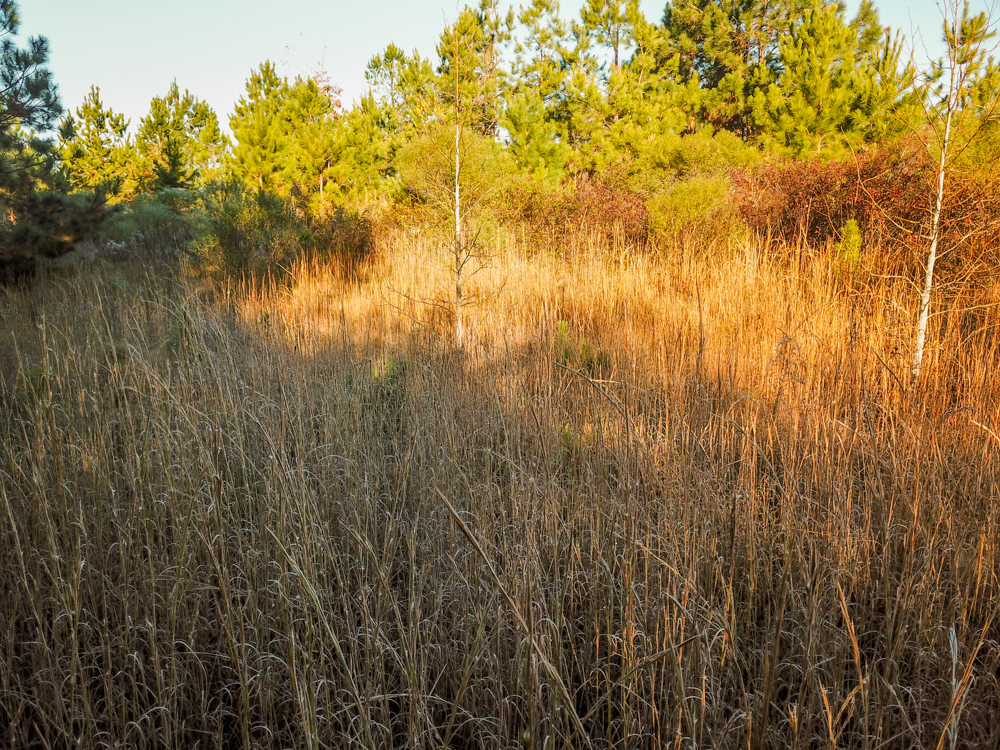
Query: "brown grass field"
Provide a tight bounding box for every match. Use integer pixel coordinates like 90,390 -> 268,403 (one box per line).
1,233 -> 999,748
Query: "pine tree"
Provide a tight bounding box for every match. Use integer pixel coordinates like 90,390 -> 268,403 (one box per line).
324,93 -> 397,201
504,88 -> 569,180
565,1 -> 737,181
436,1 -> 513,137
285,72 -> 341,208
229,62 -> 293,191
136,81 -> 228,190
663,0 -> 802,136
850,16 -> 916,144
58,86 -> 139,200
504,0 -> 577,179
587,5 -> 688,179
580,0 -> 631,71
0,0 -> 104,276
230,61 -> 348,214
749,0 -> 883,156
514,0 -> 572,105
366,43 -> 438,135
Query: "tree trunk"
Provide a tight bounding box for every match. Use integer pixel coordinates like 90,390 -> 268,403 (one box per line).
454,121 -> 463,349
911,62 -> 957,379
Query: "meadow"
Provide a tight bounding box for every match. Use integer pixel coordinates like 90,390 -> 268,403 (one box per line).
1,229 -> 998,748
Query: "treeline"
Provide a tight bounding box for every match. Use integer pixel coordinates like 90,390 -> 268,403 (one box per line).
63,0 -> 914,195
9,0 -> 1000,277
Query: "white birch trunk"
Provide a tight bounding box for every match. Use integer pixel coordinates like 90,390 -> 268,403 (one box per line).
911,47 -> 958,378
454,121 -> 463,349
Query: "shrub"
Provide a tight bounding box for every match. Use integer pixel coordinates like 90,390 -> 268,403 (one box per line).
396,125 -> 513,239
633,129 -> 760,190
731,148 -> 931,251
100,189 -> 197,260
509,176 -> 649,253
510,130 -> 755,256
647,175 -> 745,254
188,182 -> 311,279
835,219 -> 862,272
731,140 -> 1000,287
309,206 -> 379,276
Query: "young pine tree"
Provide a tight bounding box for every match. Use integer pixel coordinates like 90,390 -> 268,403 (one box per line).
580,0 -> 631,72
229,61 -> 340,207
366,43 -> 439,135
749,0 -> 886,157
59,86 -> 140,200
229,62 -> 293,191
505,0 -> 585,179
136,81 -> 228,190
436,1 -> 513,138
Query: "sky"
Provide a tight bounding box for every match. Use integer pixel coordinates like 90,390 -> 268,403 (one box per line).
20,0 -> 962,133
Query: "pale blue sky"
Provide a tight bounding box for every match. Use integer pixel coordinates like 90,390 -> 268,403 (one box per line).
21,0 -> 957,132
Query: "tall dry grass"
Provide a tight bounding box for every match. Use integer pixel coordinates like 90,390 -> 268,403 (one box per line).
1,233 -> 998,749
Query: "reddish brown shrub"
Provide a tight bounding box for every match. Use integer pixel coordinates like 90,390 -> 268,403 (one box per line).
731,148 -> 932,250
733,141 -> 1000,288
510,176 -> 649,252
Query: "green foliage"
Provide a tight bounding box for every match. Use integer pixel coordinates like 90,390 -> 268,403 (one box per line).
0,1 -> 105,277
1,181 -> 106,277
366,44 -> 439,136
136,81 -> 228,190
58,86 -> 140,201
46,0 -> 1000,266
189,182 -> 311,279
0,2 -> 61,130
321,94 -> 399,205
569,8 -> 688,177
228,62 -> 289,191
663,0 -> 793,136
628,127 -> 758,192
580,0 -> 632,71
370,354 -> 408,386
228,62 -> 340,199
503,89 -> 569,182
61,81 -> 228,206
835,218 -> 862,271
396,124 -> 513,236
228,61 -> 392,218
436,1 -> 513,137
750,0 -> 895,157
100,190 -> 197,259
648,174 -> 745,251
503,0 -> 579,179
513,0 -> 575,110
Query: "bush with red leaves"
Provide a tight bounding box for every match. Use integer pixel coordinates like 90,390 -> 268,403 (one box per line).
510,176 -> 649,252
731,148 -> 932,250
732,142 -> 1000,283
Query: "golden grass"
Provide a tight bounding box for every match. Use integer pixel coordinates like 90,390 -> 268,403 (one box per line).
1,234 -> 998,748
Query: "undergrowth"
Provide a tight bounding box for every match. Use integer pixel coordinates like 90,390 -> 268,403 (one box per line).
1,233 -> 998,748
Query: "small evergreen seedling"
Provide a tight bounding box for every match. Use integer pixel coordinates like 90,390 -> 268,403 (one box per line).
835,219 -> 862,272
